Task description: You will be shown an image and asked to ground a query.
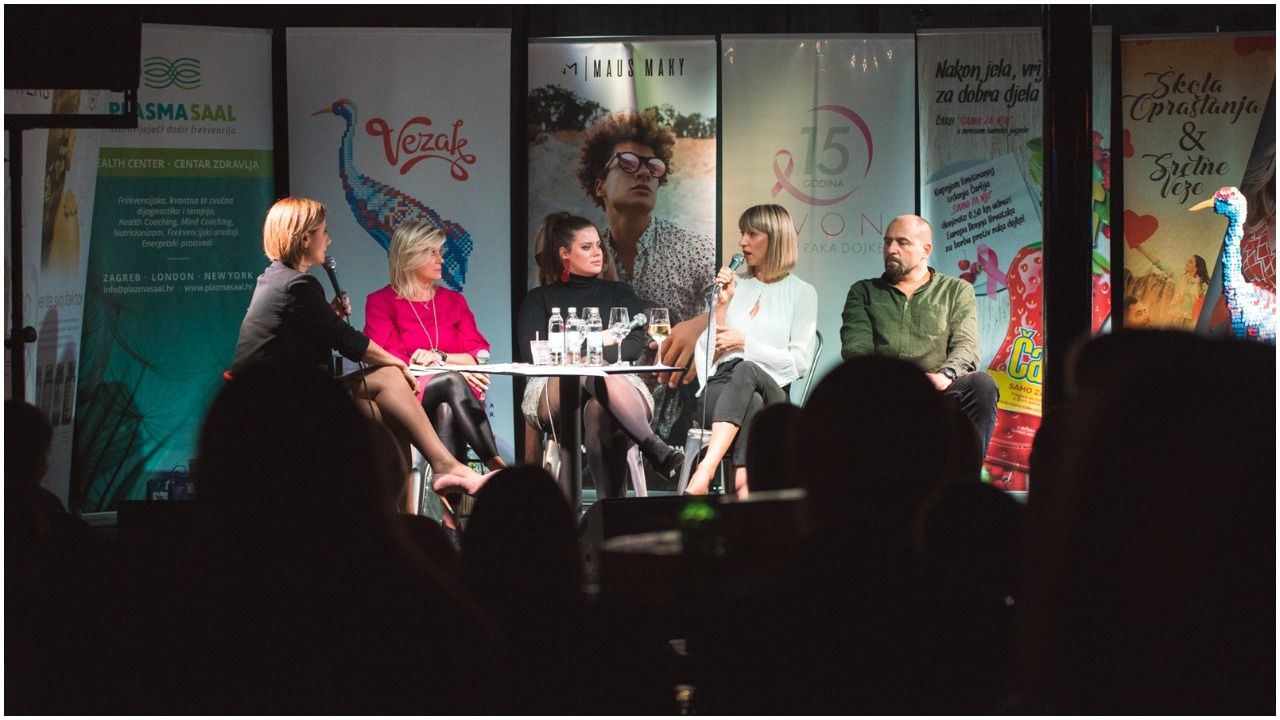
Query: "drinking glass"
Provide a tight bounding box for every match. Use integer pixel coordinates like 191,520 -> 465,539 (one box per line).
607,307 -> 630,367
647,308 -> 671,364
529,340 -> 551,366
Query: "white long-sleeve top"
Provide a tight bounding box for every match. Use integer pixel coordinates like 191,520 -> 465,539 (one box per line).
694,272 -> 818,392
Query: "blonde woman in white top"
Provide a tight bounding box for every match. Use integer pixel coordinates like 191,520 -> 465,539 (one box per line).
686,204 -> 818,496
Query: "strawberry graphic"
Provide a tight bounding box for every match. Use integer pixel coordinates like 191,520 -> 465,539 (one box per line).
983,242 -> 1044,491
1092,271 -> 1112,333
988,243 -> 1043,373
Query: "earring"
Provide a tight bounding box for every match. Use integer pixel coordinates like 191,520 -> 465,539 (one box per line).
560,267 -> 570,283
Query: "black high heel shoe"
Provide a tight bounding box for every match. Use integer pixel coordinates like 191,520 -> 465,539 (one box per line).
655,446 -> 686,483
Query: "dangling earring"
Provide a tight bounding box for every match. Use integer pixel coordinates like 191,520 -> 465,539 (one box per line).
560,267 -> 570,283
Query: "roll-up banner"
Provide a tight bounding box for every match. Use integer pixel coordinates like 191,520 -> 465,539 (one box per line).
527,37 -> 718,324
527,37 -> 717,451
12,96 -> 102,507
1094,28 -> 1114,335
918,29 -> 1044,491
288,28 -> 514,457
721,35 -> 917,390
1120,34 -> 1275,339
74,25 -> 275,511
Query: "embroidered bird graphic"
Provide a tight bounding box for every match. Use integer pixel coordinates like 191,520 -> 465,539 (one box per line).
312,98 -> 473,291
1190,186 -> 1275,342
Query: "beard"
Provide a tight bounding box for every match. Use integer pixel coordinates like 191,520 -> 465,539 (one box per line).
884,257 -> 909,280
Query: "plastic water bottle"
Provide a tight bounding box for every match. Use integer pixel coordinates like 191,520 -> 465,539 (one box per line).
548,307 -> 565,365
585,307 -> 604,366
565,308 -> 583,364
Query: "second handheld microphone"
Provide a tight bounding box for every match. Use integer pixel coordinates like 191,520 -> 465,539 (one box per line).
627,312 -> 649,331
714,252 -> 746,292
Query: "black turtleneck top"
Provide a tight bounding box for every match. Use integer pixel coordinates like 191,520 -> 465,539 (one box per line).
515,274 -> 649,363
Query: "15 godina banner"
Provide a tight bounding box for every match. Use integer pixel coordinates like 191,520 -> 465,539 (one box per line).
722,35 -> 917,388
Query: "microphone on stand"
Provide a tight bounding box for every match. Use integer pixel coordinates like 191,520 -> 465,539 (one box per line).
322,256 -> 346,299
701,253 -> 745,428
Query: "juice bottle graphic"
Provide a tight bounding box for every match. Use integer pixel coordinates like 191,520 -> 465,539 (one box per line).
983,242 -> 1044,491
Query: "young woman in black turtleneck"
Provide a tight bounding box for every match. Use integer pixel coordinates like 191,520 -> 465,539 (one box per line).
515,213 -> 684,498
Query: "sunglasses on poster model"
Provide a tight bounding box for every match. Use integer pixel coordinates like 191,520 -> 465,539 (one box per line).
603,151 -> 668,178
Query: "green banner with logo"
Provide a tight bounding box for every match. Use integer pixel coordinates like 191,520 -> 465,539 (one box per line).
74,26 -> 275,511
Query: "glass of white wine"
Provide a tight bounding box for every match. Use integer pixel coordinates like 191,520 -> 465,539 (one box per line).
647,307 -> 671,364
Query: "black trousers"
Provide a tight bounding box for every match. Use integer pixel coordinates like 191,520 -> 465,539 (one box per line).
944,371 -> 1000,455
422,371 -> 501,463
700,358 -> 788,466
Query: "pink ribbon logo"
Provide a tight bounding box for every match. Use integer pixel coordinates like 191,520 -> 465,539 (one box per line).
976,244 -> 1007,296
771,104 -> 874,207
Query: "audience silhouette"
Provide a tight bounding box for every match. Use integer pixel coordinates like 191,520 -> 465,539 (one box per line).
7,330 -> 1274,715
743,401 -> 803,493
163,362 -> 500,713
918,480 -> 1024,711
6,401 -> 108,713
689,356 -> 956,714
461,467 -> 588,712
462,466 -> 673,713
1016,331 -> 1274,714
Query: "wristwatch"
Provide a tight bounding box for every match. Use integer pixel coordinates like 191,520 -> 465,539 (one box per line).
940,367 -> 958,382
434,349 -> 448,365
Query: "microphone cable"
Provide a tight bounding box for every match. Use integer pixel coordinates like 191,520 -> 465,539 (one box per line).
324,255 -> 378,420
343,295 -> 379,422
698,253 -> 743,493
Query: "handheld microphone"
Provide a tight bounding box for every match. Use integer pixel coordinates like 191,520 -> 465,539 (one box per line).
322,256 -> 346,299
627,312 -> 648,331
714,253 -> 746,291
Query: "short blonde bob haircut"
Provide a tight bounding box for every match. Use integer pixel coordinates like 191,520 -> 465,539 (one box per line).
263,197 -> 326,267
738,203 -> 797,281
389,221 -> 447,299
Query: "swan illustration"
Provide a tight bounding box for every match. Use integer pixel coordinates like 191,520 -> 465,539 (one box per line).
312,98 -> 473,291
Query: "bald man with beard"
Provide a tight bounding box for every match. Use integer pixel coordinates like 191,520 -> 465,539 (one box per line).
840,214 -> 999,455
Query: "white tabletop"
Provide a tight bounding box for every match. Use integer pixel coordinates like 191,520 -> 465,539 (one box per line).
408,362 -> 682,378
